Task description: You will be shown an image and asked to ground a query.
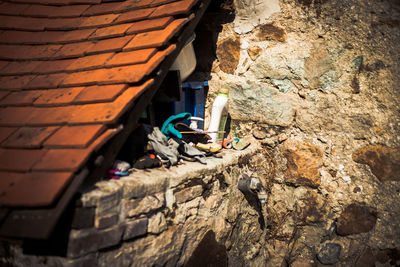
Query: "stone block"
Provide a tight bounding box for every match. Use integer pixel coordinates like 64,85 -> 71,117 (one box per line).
95,213 -> 119,229
174,185 -> 203,204
123,218 -> 148,241
67,229 -> 100,258
126,192 -> 164,217
97,225 -> 124,250
120,174 -> 168,199
47,253 -> 97,267
216,35 -> 241,74
148,212 -> 167,234
71,207 -> 95,229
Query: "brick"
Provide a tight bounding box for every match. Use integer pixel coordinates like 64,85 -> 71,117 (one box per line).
34,87 -> 84,106
114,7 -> 155,24
0,148 -> 46,171
0,15 -> 47,31
174,185 -> 203,203
0,75 -> 36,90
1,61 -> 42,75
32,148 -> 92,171
22,4 -> 90,18
53,41 -> 94,59
86,35 -> 133,55
71,207 -> 95,229
34,59 -> 75,74
95,213 -> 119,229
0,90 -> 45,106
123,218 -> 148,241
2,126 -> 59,148
43,124 -> 104,148
26,73 -> 68,89
126,16 -> 172,34
97,225 -> 124,250
150,0 -> 197,18
89,23 -> 132,40
123,19 -> 187,50
44,17 -> 82,31
0,44 -> 62,60
72,84 -> 127,104
0,2 -> 30,16
106,48 -> 156,67
65,53 -> 113,72
78,13 -> 119,28
67,229 -> 100,258
0,171 -> 73,207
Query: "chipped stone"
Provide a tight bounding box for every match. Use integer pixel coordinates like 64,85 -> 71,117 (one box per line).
126,193 -> 164,217
174,185 -> 203,204
255,23 -> 287,42
317,243 -> 341,265
247,46 -> 263,61
148,212 -> 167,234
123,218 -> 148,241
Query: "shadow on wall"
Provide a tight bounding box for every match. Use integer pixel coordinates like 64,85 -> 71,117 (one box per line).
189,0 -> 235,80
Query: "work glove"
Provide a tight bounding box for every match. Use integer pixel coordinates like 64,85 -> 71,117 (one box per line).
161,113 -> 191,139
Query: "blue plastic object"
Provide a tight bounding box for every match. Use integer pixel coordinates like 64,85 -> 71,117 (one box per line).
161,113 -> 191,139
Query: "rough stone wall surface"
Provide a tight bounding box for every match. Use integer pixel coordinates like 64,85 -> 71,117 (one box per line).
196,0 -> 400,265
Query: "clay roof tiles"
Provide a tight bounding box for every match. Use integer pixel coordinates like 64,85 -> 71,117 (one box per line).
0,0 -> 202,214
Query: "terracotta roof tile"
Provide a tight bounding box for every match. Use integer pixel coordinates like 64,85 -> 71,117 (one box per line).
124,18 -> 187,50
126,16 -> 172,34
0,127 -> 18,144
34,87 -> 84,106
0,0 -> 205,223
0,148 -> 47,172
43,124 -> 104,148
22,4 -> 91,18
2,126 -> 59,148
106,48 -> 156,66
0,172 -> 74,207
72,84 -> 127,104
150,0 -> 198,18
0,90 -> 45,106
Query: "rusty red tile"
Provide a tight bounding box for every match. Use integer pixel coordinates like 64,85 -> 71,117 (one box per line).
0,172 -> 23,198
34,87 -> 84,106
0,2 -> 30,16
0,44 -> 62,60
0,127 -> 18,144
150,0 -> 179,7
150,0 -> 197,18
113,7 -> 155,24
0,148 -> 47,172
0,107 -> 39,126
22,4 -> 90,18
1,61 -> 43,76
123,18 -> 187,51
44,17 -> 83,31
34,59 -> 75,74
82,1 -> 124,16
26,106 -> 76,126
53,41 -> 94,59
0,61 -> 9,71
32,148 -> 92,171
126,16 -> 172,34
26,73 -> 68,89
87,35 -> 133,55
43,124 -> 104,148
11,0 -> 100,4
0,90 -> 10,101
0,172 -> 74,207
0,90 -> 46,106
90,127 -> 121,152
89,24 -> 132,40
65,53 -> 113,72
0,15 -> 47,31
0,75 -> 36,91
72,84 -> 127,104
2,126 -> 59,148
56,29 -> 96,44
78,13 -> 119,28
68,79 -> 153,124
106,48 -> 156,66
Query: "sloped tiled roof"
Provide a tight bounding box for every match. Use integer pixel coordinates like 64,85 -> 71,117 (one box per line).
0,0 -> 210,238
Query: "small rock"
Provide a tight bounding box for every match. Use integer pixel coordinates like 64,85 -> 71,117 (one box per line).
252,127 -> 268,139
342,175 -> 351,183
216,35 -> 241,74
174,185 -> 203,204
148,212 -> 167,234
291,258 -> 314,267
255,23 -> 287,42
247,46 -> 263,61
337,203 -> 377,236
353,186 -> 362,193
278,133 -> 288,143
318,136 -> 328,143
356,247 -> 376,267
262,137 -> 277,147
317,243 -> 341,265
